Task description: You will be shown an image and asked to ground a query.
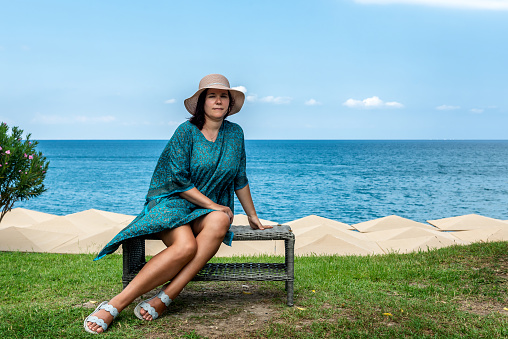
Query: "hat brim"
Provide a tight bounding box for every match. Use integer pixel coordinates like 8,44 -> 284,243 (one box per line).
184,85 -> 245,116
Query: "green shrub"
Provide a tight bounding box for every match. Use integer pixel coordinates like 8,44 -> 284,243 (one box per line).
0,122 -> 50,222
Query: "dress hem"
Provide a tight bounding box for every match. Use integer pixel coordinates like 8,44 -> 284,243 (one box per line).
93,208 -> 234,261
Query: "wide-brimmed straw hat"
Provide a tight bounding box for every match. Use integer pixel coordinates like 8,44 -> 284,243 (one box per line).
184,74 -> 245,116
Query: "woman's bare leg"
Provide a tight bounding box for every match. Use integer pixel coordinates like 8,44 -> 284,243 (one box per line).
139,211 -> 230,320
87,225 -> 197,333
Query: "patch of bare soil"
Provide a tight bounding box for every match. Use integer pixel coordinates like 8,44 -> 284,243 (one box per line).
494,256 -> 508,280
458,254 -> 508,316
458,299 -> 508,316
144,281 -> 283,338
74,301 -> 97,309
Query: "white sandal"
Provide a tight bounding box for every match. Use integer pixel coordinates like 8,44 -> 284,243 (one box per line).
83,301 -> 119,334
134,290 -> 172,321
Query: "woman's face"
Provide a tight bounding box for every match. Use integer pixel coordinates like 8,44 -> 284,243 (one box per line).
203,89 -> 230,122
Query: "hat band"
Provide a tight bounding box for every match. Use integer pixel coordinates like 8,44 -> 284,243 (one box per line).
204,82 -> 229,87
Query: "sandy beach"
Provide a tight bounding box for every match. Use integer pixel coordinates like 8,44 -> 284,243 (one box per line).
1,208 -> 506,257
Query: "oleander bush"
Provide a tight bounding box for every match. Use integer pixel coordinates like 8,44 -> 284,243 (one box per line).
0,122 -> 49,222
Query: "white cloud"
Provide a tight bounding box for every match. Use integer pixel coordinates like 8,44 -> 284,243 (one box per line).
305,99 -> 322,106
363,96 -> 384,107
32,113 -> 116,124
470,108 -> 484,114
343,98 -> 365,108
231,86 -> 247,94
260,96 -> 293,104
436,105 -> 460,110
247,94 -> 292,104
164,99 -> 176,104
343,96 -> 404,109
354,0 -> 508,10
385,101 -> 404,108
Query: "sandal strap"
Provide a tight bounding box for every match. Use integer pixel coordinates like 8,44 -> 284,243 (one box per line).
87,316 -> 108,331
156,291 -> 172,307
99,303 -> 119,318
140,302 -> 159,319
138,291 -> 172,320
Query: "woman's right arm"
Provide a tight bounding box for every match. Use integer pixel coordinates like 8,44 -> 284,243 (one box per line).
179,188 -> 233,222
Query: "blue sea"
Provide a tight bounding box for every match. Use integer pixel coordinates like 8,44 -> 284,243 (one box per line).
18,140 -> 508,224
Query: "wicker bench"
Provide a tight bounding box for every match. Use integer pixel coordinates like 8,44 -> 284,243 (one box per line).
122,225 -> 295,306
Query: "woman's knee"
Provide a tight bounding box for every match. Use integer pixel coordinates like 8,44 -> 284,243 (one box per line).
203,211 -> 230,237
172,238 -> 197,262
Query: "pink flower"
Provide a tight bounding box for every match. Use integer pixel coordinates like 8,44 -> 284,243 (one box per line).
0,146 -> 2,150
24,153 -> 28,158
29,155 -> 33,159
5,150 -> 10,154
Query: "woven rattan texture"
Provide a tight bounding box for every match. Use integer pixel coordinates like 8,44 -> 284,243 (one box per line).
122,225 -> 295,306
194,263 -> 289,281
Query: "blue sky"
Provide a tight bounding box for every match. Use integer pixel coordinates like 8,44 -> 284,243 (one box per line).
1,0 -> 507,140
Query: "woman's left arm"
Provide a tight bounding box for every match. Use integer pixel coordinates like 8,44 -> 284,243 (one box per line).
235,184 -> 273,230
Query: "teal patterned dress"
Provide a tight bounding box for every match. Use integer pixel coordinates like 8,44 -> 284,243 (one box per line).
95,120 -> 248,260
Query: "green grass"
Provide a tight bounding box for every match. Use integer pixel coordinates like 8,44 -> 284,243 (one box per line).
0,242 -> 507,338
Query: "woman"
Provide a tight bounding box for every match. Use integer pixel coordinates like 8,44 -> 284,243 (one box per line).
84,74 -> 270,334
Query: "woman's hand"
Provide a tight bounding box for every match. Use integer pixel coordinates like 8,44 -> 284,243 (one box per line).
248,215 -> 273,230
180,188 -> 234,223
210,203 -> 234,223
235,184 -> 270,230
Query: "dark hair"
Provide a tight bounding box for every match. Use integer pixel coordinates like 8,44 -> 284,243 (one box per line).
189,89 -> 235,130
